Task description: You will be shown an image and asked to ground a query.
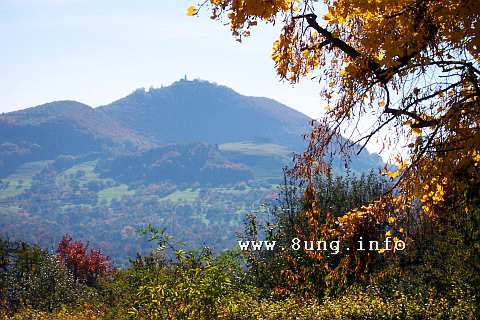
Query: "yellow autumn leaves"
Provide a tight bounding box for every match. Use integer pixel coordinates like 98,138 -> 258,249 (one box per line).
420,177 -> 447,214
186,5 -> 197,16
384,159 -> 408,179
190,0 -> 480,261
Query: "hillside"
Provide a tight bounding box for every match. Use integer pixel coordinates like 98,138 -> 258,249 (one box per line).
97,143 -> 253,185
98,79 -> 311,150
0,101 -> 149,177
98,79 -> 383,173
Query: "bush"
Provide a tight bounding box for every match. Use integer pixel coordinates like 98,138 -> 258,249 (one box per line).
1,304 -> 103,320
0,241 -> 98,315
128,247 -> 251,320
219,288 -> 477,320
57,235 -> 112,286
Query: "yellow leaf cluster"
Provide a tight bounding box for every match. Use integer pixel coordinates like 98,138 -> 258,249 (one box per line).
186,5 -> 197,16
201,0 -> 300,37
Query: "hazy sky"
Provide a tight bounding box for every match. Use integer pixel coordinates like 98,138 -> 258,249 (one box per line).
1,0 -> 325,118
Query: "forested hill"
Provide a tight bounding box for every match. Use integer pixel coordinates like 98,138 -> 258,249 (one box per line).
98,79 -> 383,173
98,79 -> 311,150
0,100 -> 148,146
0,100 -> 150,177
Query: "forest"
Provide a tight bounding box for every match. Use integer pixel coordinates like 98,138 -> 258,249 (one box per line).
1,0 -> 479,318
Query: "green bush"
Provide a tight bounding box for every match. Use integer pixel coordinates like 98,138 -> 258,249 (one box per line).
0,240 -> 97,315
128,247 -> 252,320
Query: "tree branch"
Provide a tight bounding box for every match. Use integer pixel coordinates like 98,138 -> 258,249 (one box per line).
294,14 -> 360,59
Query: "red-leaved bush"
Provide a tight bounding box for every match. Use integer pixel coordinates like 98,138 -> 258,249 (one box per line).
57,234 -> 111,286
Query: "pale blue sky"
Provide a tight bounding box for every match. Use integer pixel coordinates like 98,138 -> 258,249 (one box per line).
1,0 -> 324,118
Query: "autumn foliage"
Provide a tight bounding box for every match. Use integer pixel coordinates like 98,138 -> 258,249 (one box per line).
57,235 -> 111,286
191,0 -> 480,290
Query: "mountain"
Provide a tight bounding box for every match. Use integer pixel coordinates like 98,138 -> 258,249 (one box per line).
98,79 -> 310,150
0,80 -> 383,179
98,79 -> 383,175
0,101 -> 149,177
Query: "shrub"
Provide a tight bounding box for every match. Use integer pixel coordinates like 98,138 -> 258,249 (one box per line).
218,288 -> 477,320
1,304 -> 103,320
128,248 -> 250,320
57,235 -> 111,286
0,241 -> 93,314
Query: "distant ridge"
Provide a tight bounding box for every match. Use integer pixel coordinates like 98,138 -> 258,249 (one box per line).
0,79 -> 384,178
0,101 -> 149,177
1,100 -> 148,144
98,79 -> 311,150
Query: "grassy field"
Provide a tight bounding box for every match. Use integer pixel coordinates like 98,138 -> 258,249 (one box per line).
160,188 -> 200,202
214,185 -> 279,195
56,161 -> 102,186
219,142 -> 292,157
219,142 -> 293,179
97,185 -> 134,203
54,161 -> 134,204
0,161 -> 51,199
